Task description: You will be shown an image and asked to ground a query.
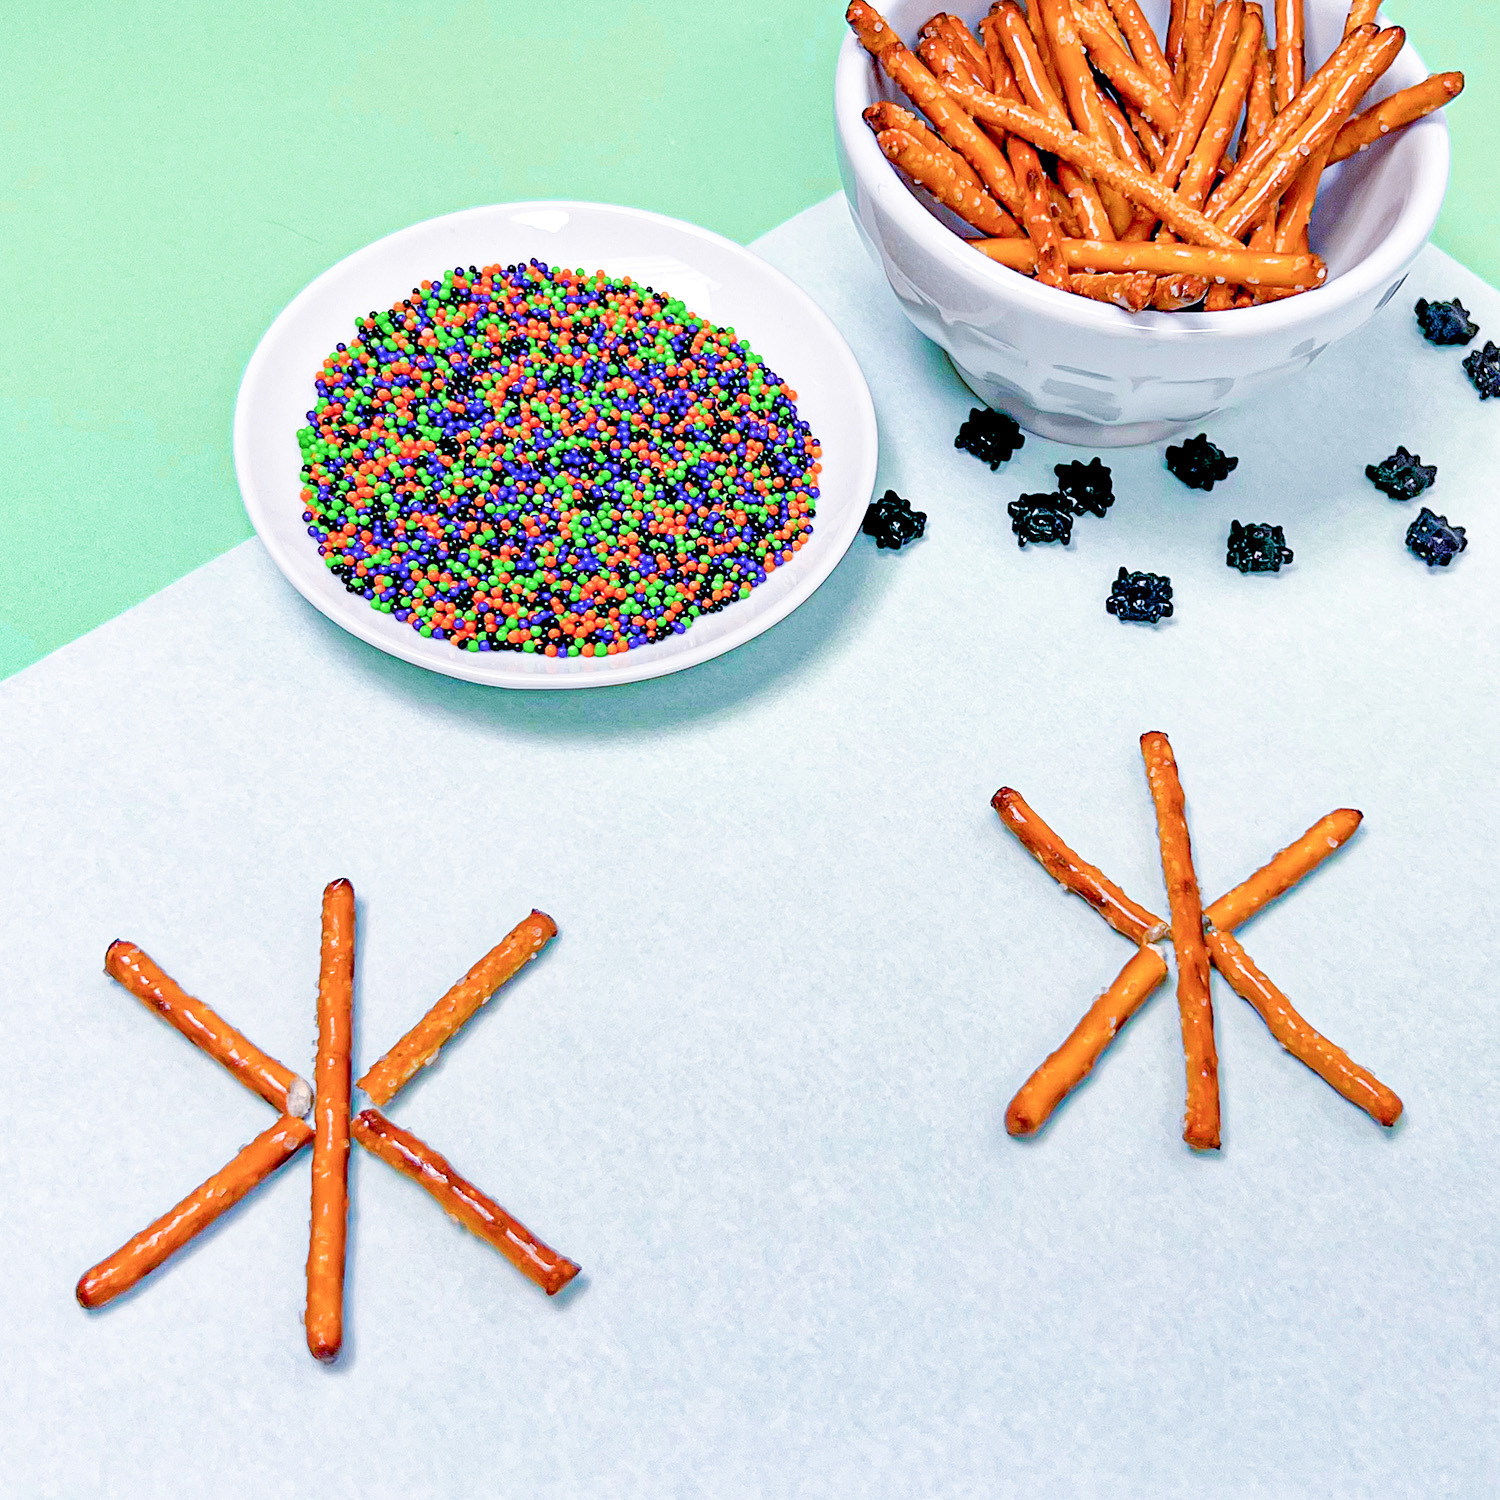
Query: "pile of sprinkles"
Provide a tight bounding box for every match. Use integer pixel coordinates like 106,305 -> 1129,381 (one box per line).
297,259 -> 821,656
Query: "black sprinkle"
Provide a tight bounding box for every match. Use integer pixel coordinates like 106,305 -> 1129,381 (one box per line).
1055,458 -> 1115,517
1365,447 -> 1436,500
1415,297 -> 1478,345
1226,520 -> 1293,573
1462,341 -> 1500,399
1106,567 -> 1173,623
1165,433 -> 1238,490
1405,506 -> 1467,567
862,489 -> 927,549
1007,493 -> 1073,547
955,407 -> 1025,469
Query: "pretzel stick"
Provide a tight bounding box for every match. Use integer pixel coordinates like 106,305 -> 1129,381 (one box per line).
1073,5 -> 1181,134
1006,944 -> 1169,1135
1203,809 -> 1362,930
992,787 -> 1166,944
1273,0 -> 1305,110
990,2 -> 1116,239
1182,0 -> 1211,82
866,98 -> 1004,211
1097,91 -> 1164,237
971,235 -> 1326,287
1205,25 -> 1375,216
1343,0 -> 1380,37
1329,72 -> 1464,161
1023,0 -> 1066,99
1153,273 -> 1210,308
1011,141 -> 1074,288
306,876 -> 354,1362
1205,930 -> 1402,1125
357,909 -> 559,1106
1036,0 -> 1136,234
1177,7 -> 1263,210
875,125 -> 1020,236
847,2 -> 1028,221
940,78 -> 1247,248
1141,732 -> 1220,1151
1167,0 -> 1189,75
104,941 -> 311,1117
1072,271 -> 1159,309
1104,0 -> 1182,103
352,1110 -> 581,1295
76,1115 -> 313,1309
928,12 -> 992,87
1126,104 -> 1168,168
1207,281 -> 1239,310
1240,31 -> 1275,154
1217,27 -> 1405,240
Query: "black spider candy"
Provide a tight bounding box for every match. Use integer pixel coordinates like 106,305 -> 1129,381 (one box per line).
1405,507 -> 1467,567
861,489 -> 927,549
1054,458 -> 1115,517
1414,297 -> 1478,346
1226,521 -> 1293,573
1007,494 -> 1073,546
1365,447 -> 1436,500
1165,433 -> 1238,490
1106,567 -> 1173,623
955,407 -> 1025,469
1462,341 -> 1500,399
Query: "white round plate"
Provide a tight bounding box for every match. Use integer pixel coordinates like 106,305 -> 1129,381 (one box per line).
234,201 -> 879,688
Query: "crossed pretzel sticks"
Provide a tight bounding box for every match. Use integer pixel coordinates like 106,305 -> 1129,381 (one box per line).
997,732 -> 1402,1146
77,884 -> 578,1360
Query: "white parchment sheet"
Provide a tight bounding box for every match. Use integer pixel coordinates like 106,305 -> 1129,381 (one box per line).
2,197 -> 1496,1497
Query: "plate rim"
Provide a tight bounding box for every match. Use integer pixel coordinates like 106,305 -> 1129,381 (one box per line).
232,198 -> 879,690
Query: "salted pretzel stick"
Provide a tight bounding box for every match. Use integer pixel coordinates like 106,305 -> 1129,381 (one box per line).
1140,732 -> 1219,1151
1203,809 -> 1362,930
352,1110 -> 581,1294
1241,32 -> 1274,152
1073,5 -> 1181,134
1182,0 -> 1211,82
1036,0 -> 1136,234
1177,7 -> 1263,210
940,78 -> 1247,248
992,787 -> 1165,945
1272,139 -> 1331,257
1022,0 -> 1066,99
1344,0 -> 1379,37
1006,944 -> 1169,1136
1205,930 -> 1402,1125
1273,0 -> 1305,110
1167,0 -> 1189,75
1072,271 -> 1158,310
991,2 -> 1115,240
1105,0 -> 1181,103
306,876 -> 354,1363
1097,91 -> 1163,237
847,2 -> 1027,222
1217,27 -> 1405,241
866,98 -> 1011,227
875,126 -> 1020,236
104,941 -> 311,1117
1127,104 -> 1168,168
1153,272 -> 1210,308
971,235 -> 1325,287
930,12 -> 992,88
1205,24 -> 1374,216
1329,72 -> 1464,162
358,909 -> 558,1106
76,1114 -> 312,1309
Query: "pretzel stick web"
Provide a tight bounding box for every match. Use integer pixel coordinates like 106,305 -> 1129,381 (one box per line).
1329,72 -> 1465,162
306,877 -> 355,1362
104,941 -> 311,1117
358,909 -> 558,1106
353,1110 -> 581,1295
1006,944 -> 1169,1135
77,1115 -> 312,1309
1141,732 -> 1220,1151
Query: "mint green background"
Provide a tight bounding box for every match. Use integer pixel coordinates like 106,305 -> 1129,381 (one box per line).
0,1 -> 1488,680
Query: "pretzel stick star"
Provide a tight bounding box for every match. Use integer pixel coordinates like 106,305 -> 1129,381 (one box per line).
995,737 -> 1401,1146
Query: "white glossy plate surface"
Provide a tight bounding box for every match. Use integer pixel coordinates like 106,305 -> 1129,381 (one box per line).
234,201 -> 878,688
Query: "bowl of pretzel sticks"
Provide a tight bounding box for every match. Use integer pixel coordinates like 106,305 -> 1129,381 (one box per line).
835,0 -> 1459,445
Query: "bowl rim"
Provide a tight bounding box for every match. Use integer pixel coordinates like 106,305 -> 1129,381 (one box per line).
833,11 -> 1449,338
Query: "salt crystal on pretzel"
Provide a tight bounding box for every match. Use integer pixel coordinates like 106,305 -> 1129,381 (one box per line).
352,1109 -> 580,1295
104,940 -> 311,1117
357,909 -> 558,1106
1141,732 -> 1220,1150
306,877 -> 355,1362
77,1115 -> 312,1309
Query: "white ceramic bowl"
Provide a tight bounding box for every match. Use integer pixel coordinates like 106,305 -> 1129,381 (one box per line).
235,202 -> 877,689
834,0 -> 1449,445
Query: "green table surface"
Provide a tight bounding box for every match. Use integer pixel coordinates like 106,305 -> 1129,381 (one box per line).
3,1 -> 1491,681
